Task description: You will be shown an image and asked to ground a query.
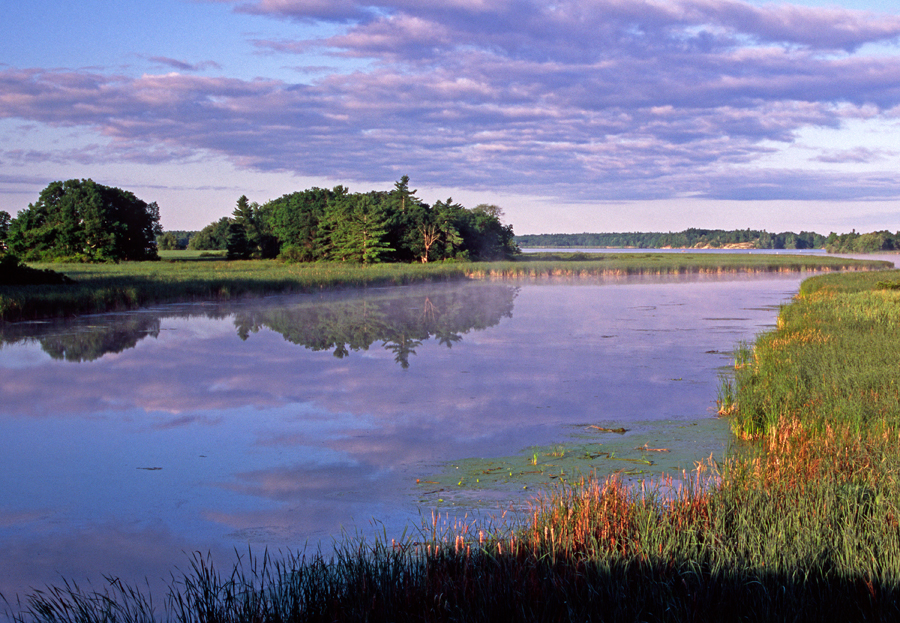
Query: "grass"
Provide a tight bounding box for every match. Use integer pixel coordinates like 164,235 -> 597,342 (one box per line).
720,268 -> 900,438
0,253 -> 888,322
5,266 -> 900,621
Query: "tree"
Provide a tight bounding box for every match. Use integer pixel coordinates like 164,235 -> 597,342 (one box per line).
457,203 -> 517,260
385,179 -> 430,263
183,177 -> 518,264
232,195 -> 278,258
323,194 -> 394,263
188,217 -> 231,250
423,199 -> 466,261
417,222 -> 441,263
0,210 -> 10,250
263,187 -> 336,261
226,223 -> 252,259
233,195 -> 254,225
7,180 -> 161,261
157,232 -> 180,250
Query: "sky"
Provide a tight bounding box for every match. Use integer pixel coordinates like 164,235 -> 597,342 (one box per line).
2,0 -> 900,235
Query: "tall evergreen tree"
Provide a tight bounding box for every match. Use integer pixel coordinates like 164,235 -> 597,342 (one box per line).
324,194 -> 394,264
226,222 -> 252,259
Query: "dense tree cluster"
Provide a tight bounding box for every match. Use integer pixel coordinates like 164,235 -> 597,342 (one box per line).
6,179 -> 161,262
187,218 -> 230,252
189,177 -> 518,263
825,230 -> 900,253
517,229 -> 827,250
156,230 -> 195,250
0,210 -> 10,250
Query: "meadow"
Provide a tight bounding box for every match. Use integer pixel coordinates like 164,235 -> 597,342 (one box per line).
0,251 -> 886,322
4,260 -> 900,622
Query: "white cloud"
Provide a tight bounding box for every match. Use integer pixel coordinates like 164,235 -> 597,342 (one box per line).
3,0 -> 900,228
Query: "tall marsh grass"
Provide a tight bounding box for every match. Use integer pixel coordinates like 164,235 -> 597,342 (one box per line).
6,268 -> 900,621
721,269 -> 900,437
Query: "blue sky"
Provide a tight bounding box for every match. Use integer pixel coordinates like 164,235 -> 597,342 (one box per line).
2,0 -> 900,234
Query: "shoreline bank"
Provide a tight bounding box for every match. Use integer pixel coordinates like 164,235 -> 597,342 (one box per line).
1,254 -> 889,323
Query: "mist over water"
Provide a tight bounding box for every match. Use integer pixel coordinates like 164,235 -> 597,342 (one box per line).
0,275 -> 808,599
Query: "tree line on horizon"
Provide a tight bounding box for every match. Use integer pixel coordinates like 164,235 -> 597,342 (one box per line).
4,180 -> 898,266
514,228 -> 900,252
823,230 -> 900,253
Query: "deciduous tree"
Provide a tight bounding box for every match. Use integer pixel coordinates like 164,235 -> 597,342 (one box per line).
7,179 -> 161,261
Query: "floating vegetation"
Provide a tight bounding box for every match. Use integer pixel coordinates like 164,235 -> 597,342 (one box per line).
416,419 -> 730,510
588,425 -> 628,434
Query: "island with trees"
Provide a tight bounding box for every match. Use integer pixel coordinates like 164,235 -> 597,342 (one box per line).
0,176 -> 517,266
179,176 -> 517,263
1,177 -> 895,321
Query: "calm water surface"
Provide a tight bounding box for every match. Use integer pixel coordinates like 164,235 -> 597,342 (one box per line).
0,274 -> 811,598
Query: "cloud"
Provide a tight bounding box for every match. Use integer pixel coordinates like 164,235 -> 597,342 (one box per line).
226,0 -> 900,52
813,146 -> 892,164
147,56 -> 223,72
5,0 -> 900,203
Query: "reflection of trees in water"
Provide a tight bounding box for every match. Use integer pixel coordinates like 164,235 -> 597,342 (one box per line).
232,285 -> 518,368
0,315 -> 162,362
0,284 -> 518,366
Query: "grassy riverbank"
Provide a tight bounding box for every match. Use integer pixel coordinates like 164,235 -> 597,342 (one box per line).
0,252 -> 887,322
6,268 -> 900,621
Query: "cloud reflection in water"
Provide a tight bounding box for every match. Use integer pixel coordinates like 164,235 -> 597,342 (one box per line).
0,277 -> 803,599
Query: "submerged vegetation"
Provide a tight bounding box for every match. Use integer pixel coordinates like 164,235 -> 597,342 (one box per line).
0,252 -> 886,322
5,267 -> 900,621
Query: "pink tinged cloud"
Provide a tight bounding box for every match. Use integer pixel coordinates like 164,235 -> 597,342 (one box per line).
5,0 -> 900,201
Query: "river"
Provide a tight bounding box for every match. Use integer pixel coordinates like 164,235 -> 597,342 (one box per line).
0,270 -> 862,599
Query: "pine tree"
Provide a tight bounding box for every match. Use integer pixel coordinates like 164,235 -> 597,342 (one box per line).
226,222 -> 251,259
325,194 -> 393,263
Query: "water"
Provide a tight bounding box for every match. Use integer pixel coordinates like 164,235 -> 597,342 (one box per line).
0,274 -> 811,599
